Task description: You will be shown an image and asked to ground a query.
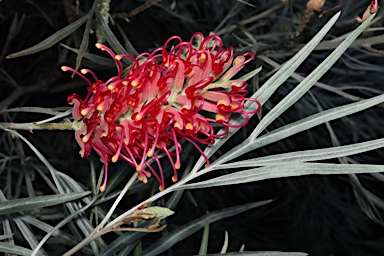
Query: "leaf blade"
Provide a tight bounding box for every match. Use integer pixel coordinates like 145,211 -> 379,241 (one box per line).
191,11 -> 342,173
141,200 -> 272,256
0,242 -> 45,256
249,12 -> 376,141
219,138 -> 384,169
181,163 -> 384,190
0,191 -> 90,215
6,15 -> 89,59
75,0 -> 99,70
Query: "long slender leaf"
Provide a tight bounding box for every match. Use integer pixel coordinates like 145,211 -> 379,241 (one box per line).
95,9 -> 129,58
14,218 -> 46,255
0,192 -> 90,215
205,253 -> 307,256
218,138 -> 384,169
191,11 -> 342,173
0,107 -> 70,115
2,130 -> 98,252
249,93 -> 384,153
118,239 -> 141,256
199,224 -> 210,255
0,234 -> 13,241
166,154 -> 194,209
349,174 -> 384,219
219,89 -> 384,166
20,215 -> 94,254
99,232 -> 145,256
220,231 -> 229,254
0,189 -> 15,248
115,23 -> 139,56
6,15 -> 89,59
238,67 -> 262,82
253,11 -> 341,105
201,13 -> 375,169
5,128 -> 64,194
31,197 -> 98,256
60,44 -> 115,66
75,0 -> 99,71
141,200 -> 272,256
0,242 -> 44,256
180,163 -> 384,190
0,14 -> 25,61
249,13 -> 375,141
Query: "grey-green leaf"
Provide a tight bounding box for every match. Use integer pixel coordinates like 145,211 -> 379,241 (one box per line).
181,163 -> 384,190
95,9 -> 129,57
60,43 -> 115,66
141,200 -> 272,256
75,0 -> 99,71
99,232 -> 145,256
204,252 -> 307,256
249,12 -> 375,141
6,15 -> 89,59
0,242 -> 45,256
220,231 -> 229,254
219,138 -> 384,169
191,11 -> 342,174
0,191 -> 90,215
238,66 -> 262,82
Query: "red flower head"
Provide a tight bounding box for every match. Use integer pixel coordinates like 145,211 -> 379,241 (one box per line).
62,32 -> 261,191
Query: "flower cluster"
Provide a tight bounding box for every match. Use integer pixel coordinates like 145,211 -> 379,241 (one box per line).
62,32 -> 260,191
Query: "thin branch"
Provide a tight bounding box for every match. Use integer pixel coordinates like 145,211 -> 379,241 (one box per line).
0,122 -> 73,131
112,0 -> 160,22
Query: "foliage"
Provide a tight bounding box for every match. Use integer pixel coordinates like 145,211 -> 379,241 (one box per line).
0,0 -> 384,255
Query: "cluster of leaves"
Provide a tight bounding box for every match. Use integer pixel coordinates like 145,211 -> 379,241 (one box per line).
0,0 -> 384,255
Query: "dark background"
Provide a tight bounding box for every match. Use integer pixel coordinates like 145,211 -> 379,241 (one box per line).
1,1 -> 384,255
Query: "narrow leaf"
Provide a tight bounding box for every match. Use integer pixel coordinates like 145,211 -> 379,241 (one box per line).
252,12 -> 341,106
75,0 -> 99,70
0,191 -> 90,215
181,163 -> 384,190
115,23 -> 139,56
191,11 -> 342,173
99,232 -> 145,256
141,200 -> 272,256
238,66 -> 262,82
95,9 -> 129,58
0,234 -> 13,241
220,231 -> 229,254
205,252 -> 307,256
219,90 -> 384,166
14,218 -> 44,254
250,93 -> 384,155
219,138 -> 384,169
60,44 -> 115,66
0,242 -> 44,256
249,13 -> 375,141
199,224 -> 210,255
20,215 -> 94,254
6,15 -> 89,59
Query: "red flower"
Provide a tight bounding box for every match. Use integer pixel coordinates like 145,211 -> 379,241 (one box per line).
62,32 -> 260,191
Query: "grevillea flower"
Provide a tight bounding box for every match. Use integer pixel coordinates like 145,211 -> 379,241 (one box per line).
62,32 -> 261,191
